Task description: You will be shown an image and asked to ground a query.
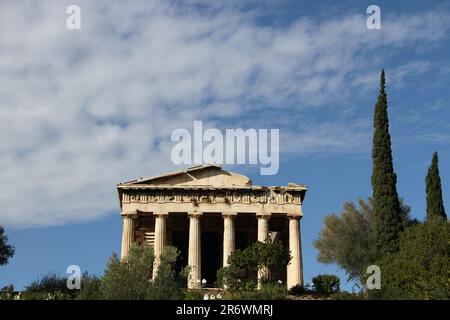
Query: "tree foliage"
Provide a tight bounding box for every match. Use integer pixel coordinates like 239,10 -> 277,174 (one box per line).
150,246 -> 187,300
22,271 -> 74,300
217,238 -> 291,290
371,69 -> 403,257
315,69 -> 449,300
25,272 -> 69,293
100,244 -> 154,299
378,220 -> 450,299
314,198 -> 414,283
426,151 -> 447,221
0,225 -> 14,266
312,274 -> 340,294
86,244 -> 187,300
75,272 -> 102,300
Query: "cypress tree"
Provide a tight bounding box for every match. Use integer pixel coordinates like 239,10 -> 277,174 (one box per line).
371,70 -> 403,257
426,151 -> 447,221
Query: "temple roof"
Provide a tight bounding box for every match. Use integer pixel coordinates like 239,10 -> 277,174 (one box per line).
117,164 -> 307,191
118,164 -> 251,188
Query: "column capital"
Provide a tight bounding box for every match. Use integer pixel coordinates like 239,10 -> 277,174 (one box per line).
287,214 -> 302,220
154,212 -> 169,218
188,212 -> 203,218
121,210 -> 138,218
256,213 -> 270,219
222,211 -> 237,218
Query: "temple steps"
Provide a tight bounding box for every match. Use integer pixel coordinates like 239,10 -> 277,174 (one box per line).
144,231 -> 155,248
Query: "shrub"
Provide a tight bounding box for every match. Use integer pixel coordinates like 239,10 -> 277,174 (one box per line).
0,285 -> 15,300
288,284 -> 307,296
184,290 -> 204,300
22,271 -> 74,300
76,272 -> 102,300
216,265 -> 255,291
259,281 -> 287,300
225,282 -> 286,300
330,291 -> 367,300
25,271 -> 69,293
312,274 -> 340,294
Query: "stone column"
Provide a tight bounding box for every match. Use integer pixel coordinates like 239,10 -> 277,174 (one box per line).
257,214 -> 269,287
188,213 -> 201,289
257,215 -> 269,242
222,213 -> 235,267
298,219 -> 304,286
287,216 -> 302,289
120,215 -> 134,261
152,213 -> 167,278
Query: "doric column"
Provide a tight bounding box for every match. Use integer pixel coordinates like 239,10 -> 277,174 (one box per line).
257,215 -> 269,242
120,214 -> 134,261
257,214 -> 270,287
287,216 -> 302,289
222,213 -> 236,267
188,213 -> 201,289
152,213 -> 167,278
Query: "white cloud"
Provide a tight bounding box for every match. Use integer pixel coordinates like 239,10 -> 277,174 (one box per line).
352,60 -> 432,90
0,0 -> 449,227
282,120 -> 372,156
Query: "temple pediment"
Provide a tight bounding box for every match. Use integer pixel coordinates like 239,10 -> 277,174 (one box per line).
118,164 -> 252,187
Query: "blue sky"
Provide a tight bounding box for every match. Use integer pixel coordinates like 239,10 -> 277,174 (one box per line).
1,0 -> 450,291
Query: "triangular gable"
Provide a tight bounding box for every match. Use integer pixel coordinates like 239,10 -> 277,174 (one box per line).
118,164 -> 252,187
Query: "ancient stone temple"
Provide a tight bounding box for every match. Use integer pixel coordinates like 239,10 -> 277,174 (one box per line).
117,164 -> 307,289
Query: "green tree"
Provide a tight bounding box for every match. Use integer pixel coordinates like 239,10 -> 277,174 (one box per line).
100,244 -> 154,300
150,246 -> 187,300
0,225 -> 14,266
253,239 -> 291,282
426,151 -> 447,221
217,239 -> 291,291
371,69 -> 403,257
378,220 -> 450,299
219,242 -> 260,291
57,245 -> 188,300
314,198 -> 414,284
